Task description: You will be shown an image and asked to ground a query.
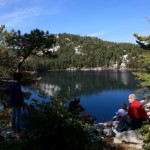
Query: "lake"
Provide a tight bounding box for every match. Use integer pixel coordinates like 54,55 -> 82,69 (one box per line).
22,70 -> 142,122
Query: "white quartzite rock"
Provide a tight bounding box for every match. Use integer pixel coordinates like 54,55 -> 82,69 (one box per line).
121,130 -> 143,144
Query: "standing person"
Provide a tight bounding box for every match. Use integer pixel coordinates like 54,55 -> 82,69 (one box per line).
116,94 -> 148,132
115,103 -> 128,122
7,72 -> 23,136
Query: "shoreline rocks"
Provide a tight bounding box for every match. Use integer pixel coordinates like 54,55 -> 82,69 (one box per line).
93,98 -> 150,149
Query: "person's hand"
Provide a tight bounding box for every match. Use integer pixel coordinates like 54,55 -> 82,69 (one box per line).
112,115 -> 116,120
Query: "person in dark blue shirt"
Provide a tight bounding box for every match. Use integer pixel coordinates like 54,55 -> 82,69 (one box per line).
7,72 -> 23,137
68,96 -> 85,114
68,96 -> 96,123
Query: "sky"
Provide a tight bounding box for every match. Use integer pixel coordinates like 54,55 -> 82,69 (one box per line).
0,0 -> 150,44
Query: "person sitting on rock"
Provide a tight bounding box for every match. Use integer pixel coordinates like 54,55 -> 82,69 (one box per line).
115,103 -> 128,122
68,96 -> 85,115
68,96 -> 96,123
116,94 -> 148,132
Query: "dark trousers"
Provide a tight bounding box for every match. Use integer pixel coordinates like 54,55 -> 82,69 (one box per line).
12,106 -> 21,133
116,117 -> 144,132
116,116 -> 132,132
130,119 -> 144,129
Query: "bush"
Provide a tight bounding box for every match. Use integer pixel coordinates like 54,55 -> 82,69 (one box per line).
139,122 -> 150,150
2,97 -> 101,150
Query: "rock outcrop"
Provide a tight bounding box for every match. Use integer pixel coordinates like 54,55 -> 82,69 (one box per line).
94,98 -> 150,150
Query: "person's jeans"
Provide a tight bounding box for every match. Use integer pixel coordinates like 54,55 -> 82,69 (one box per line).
116,116 -> 132,132
12,106 -> 21,133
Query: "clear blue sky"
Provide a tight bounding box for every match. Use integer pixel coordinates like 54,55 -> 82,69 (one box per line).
0,0 -> 150,43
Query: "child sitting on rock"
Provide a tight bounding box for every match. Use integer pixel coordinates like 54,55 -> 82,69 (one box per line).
115,103 -> 128,122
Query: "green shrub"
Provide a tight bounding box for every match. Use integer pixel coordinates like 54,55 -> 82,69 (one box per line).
139,122 -> 150,150
2,97 -> 101,150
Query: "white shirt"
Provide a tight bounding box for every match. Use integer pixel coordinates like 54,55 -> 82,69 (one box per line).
115,108 -> 128,117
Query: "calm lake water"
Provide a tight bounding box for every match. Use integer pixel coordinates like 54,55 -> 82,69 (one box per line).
22,70 -> 142,122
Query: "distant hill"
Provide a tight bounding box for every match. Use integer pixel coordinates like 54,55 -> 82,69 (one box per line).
23,33 -> 143,71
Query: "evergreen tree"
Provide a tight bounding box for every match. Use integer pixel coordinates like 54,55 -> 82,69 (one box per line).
0,25 -> 56,72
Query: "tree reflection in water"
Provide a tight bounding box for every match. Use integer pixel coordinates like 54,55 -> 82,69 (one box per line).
22,70 -> 140,122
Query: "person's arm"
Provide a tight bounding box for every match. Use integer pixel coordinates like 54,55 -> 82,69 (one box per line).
79,105 -> 85,112
115,109 -> 122,116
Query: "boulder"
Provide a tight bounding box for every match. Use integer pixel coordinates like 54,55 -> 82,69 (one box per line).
121,130 -> 143,144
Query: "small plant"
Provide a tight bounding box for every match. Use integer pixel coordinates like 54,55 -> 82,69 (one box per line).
135,87 -> 150,150
139,122 -> 150,150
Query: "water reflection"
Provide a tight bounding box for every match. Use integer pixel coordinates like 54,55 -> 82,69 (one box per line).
34,70 -> 139,97
40,83 -> 61,97
22,70 -> 140,122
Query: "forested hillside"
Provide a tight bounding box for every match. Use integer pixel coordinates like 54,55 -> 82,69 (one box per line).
22,33 -> 144,71
0,25 -> 148,77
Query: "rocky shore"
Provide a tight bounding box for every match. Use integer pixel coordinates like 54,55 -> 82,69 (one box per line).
93,98 -> 150,150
